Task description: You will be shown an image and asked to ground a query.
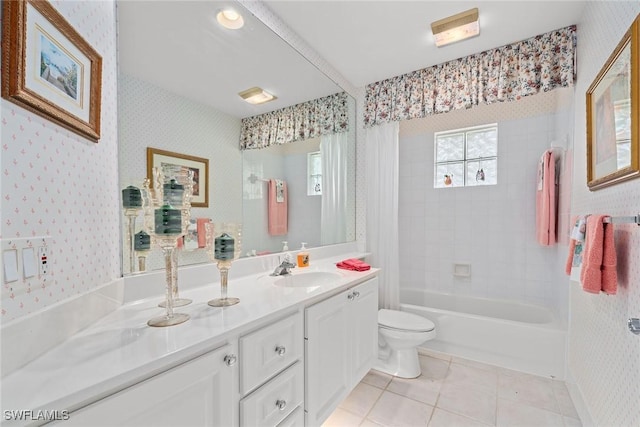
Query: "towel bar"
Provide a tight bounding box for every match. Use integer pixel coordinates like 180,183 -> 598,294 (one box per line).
603,214 -> 640,225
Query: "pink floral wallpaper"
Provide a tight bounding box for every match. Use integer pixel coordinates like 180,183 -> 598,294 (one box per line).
1,0 -> 120,321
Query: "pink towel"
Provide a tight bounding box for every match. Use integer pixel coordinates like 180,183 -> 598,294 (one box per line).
565,238 -> 576,275
197,218 -> 209,248
536,150 -> 557,246
337,258 -> 371,271
580,215 -> 617,295
268,179 -> 288,235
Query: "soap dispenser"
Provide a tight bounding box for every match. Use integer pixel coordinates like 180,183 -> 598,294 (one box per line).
297,242 -> 309,268
282,241 -> 289,251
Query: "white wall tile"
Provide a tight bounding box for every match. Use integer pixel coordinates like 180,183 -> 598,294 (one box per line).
398,95 -> 569,313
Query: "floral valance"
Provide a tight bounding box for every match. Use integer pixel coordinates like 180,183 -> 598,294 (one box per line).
240,92 -> 349,150
364,25 -> 577,127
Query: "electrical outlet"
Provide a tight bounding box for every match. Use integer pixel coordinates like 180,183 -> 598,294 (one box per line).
38,246 -> 49,276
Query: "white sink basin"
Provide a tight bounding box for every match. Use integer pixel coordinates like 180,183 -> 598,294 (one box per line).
273,271 -> 341,288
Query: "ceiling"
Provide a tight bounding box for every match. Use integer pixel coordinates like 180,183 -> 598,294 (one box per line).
117,1 -> 587,119
264,0 -> 587,87
117,1 -> 342,118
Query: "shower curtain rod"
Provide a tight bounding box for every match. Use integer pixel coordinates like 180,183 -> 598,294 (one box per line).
603,214 -> 640,225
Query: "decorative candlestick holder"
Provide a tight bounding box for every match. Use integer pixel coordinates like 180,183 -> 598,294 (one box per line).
158,243 -> 191,308
141,165 -> 194,327
122,185 -> 143,274
205,222 -> 242,307
134,230 -> 151,273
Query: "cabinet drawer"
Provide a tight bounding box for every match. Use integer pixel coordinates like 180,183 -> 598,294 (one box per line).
277,406 -> 304,427
240,362 -> 304,427
240,311 -> 303,394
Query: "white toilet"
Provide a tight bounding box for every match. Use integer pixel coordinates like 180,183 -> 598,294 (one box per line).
375,309 -> 436,378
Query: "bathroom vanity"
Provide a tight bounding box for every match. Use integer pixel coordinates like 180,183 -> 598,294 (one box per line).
1,248 -> 378,427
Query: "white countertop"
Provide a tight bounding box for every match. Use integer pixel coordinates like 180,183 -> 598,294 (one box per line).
1,252 -> 378,420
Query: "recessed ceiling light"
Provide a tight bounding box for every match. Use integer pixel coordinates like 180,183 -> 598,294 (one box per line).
217,9 -> 244,30
238,87 -> 277,105
431,8 -> 479,47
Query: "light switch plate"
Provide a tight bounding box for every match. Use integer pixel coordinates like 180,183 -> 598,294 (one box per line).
22,247 -> 37,278
1,237 -> 51,295
3,250 -> 19,283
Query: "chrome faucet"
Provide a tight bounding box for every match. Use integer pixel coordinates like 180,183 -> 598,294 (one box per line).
270,254 -> 296,276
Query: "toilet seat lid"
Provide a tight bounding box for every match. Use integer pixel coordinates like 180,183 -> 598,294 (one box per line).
379,309 -> 435,332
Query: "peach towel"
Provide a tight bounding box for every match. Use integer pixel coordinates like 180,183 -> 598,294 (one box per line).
536,150 -> 557,246
197,218 -> 210,248
268,179 -> 288,235
565,238 -> 576,275
580,215 -> 617,295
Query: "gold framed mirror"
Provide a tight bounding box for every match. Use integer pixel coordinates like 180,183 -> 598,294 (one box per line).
586,14 -> 639,190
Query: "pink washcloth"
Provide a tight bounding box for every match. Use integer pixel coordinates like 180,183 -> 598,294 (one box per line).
580,215 -> 617,294
268,179 -> 288,236
565,238 -> 576,276
197,218 -> 209,248
536,150 -> 557,246
337,258 -> 371,272
601,219 -> 617,295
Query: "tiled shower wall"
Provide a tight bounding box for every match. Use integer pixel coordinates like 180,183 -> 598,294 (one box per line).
1,1 -> 120,321
568,2 -> 640,425
398,90 -> 572,316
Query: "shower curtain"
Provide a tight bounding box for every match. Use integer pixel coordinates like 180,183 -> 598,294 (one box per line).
365,121 -> 400,310
320,132 -> 348,245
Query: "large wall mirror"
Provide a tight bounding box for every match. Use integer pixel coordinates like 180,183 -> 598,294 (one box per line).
116,1 -> 356,274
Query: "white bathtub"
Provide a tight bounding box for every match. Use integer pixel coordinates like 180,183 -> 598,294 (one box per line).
400,288 -> 567,379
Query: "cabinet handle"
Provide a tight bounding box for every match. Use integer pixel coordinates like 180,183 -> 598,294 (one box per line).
275,346 -> 286,356
353,291 -> 360,298
347,293 -> 355,301
223,354 -> 237,367
275,400 -> 287,411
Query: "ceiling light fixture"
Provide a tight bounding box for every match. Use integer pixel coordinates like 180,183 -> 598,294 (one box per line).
238,87 -> 277,105
431,8 -> 479,47
216,9 -> 244,30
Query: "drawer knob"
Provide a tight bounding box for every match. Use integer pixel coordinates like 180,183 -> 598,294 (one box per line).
223,354 -> 237,367
275,346 -> 286,356
353,291 -> 360,298
275,399 -> 287,411
347,293 -> 355,301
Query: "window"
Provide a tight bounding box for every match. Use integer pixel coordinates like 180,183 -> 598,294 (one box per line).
307,151 -> 322,195
434,124 -> 498,188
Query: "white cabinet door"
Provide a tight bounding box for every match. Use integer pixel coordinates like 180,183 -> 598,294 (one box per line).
62,343 -> 238,427
304,289 -> 350,426
304,277 -> 379,426
350,278 -> 379,384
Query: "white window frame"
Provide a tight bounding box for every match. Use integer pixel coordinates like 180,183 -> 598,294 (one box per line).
434,123 -> 498,188
307,151 -> 322,196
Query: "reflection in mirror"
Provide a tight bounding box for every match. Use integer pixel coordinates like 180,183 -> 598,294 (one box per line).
116,1 -> 356,274
242,104 -> 356,256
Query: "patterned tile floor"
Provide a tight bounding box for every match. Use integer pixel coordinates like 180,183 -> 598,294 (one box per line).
323,351 -> 582,427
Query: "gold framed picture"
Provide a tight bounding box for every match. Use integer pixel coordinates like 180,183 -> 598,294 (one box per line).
586,14 -> 639,190
147,148 -> 209,208
2,0 -> 102,142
